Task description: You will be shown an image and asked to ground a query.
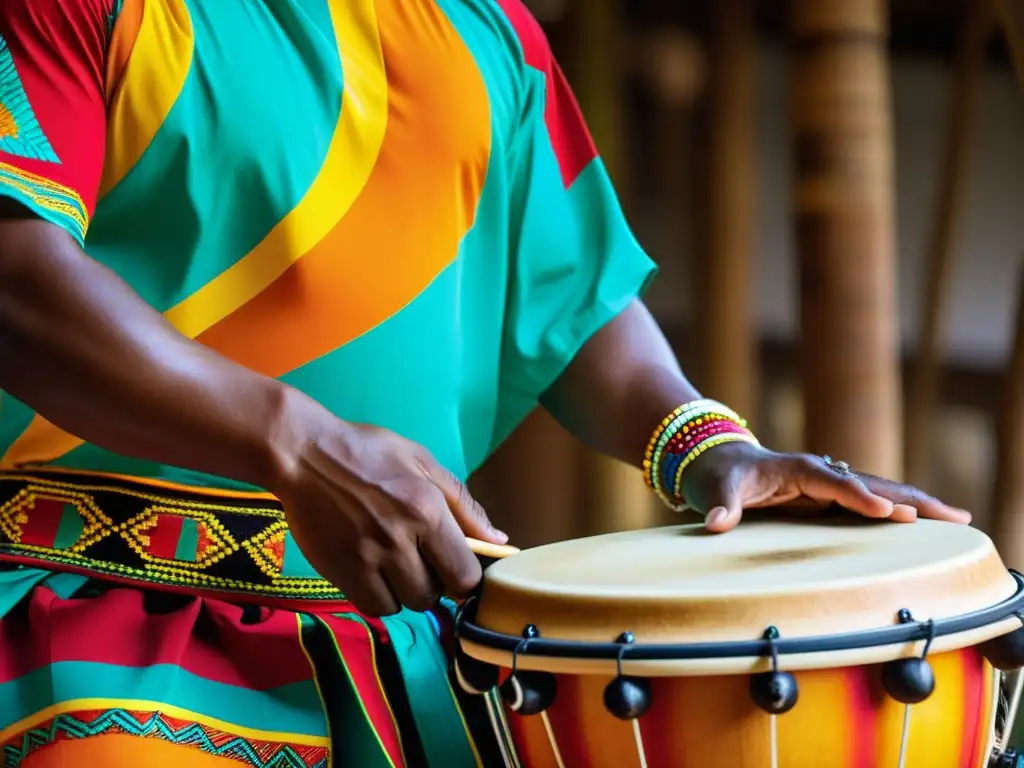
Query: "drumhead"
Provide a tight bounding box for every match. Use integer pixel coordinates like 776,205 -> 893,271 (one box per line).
472,515 -> 1017,647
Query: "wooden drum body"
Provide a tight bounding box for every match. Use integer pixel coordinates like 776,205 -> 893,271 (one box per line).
455,516 -> 1024,768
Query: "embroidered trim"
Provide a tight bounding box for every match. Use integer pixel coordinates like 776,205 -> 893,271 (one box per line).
1,708 -> 330,767
0,162 -> 87,242
0,471 -> 345,603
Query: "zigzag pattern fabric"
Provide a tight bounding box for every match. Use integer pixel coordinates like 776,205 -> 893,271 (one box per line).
0,36 -> 59,163
3,709 -> 329,768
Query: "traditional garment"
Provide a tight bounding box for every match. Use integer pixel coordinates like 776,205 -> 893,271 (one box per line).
0,0 -> 655,764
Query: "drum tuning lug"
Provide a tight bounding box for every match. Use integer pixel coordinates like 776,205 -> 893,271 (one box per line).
604,676 -> 652,720
750,670 -> 799,714
453,649 -> 499,695
881,657 -> 935,704
897,608 -> 914,624
501,670 -> 557,716
990,747 -> 1024,767
980,618 -> 1024,671
522,624 -> 541,640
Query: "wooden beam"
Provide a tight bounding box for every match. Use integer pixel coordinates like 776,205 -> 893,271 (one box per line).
905,0 -> 993,488
790,0 -> 903,477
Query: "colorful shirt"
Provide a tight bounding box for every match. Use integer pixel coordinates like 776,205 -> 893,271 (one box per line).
0,0 -> 655,491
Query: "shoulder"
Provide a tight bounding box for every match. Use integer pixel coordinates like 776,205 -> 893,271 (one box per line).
490,0 -> 555,72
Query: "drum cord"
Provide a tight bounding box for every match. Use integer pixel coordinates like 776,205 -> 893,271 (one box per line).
896,620 -> 936,768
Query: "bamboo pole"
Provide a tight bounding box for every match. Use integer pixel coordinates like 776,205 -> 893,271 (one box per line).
790,1 -> 902,478
905,0 -> 993,488
992,260 -> 1024,570
694,0 -> 758,424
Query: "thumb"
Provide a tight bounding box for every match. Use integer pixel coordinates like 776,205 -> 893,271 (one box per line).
701,485 -> 744,534
427,463 -> 508,545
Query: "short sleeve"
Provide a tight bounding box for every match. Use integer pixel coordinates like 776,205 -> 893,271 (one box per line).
0,0 -> 112,245
493,1 -> 658,440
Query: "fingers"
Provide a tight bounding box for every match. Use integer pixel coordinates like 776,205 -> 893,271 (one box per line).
381,545 -> 443,614
791,455 -> 895,520
420,510 -> 484,600
857,474 -> 972,525
338,563 -> 401,617
417,455 -> 508,544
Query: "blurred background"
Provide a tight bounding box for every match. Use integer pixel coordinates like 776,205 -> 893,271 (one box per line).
468,0 -> 1024,566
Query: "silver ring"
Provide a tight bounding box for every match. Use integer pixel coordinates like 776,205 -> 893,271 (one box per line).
822,455 -> 855,477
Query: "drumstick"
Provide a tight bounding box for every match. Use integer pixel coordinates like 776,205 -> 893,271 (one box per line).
466,537 -> 520,560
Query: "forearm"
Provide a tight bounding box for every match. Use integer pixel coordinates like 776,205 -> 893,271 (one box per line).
0,217 -> 313,489
541,300 -> 704,468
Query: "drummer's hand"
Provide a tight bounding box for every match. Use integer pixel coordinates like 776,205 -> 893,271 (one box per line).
267,394 -> 507,617
680,441 -> 973,534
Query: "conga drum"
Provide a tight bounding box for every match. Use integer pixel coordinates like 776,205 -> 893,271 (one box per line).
454,516 -> 1024,767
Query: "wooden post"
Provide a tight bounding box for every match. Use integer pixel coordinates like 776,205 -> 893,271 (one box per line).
468,411 -> 582,548
694,0 -> 758,424
991,261 -> 1024,570
905,0 -> 992,488
790,1 -> 902,477
998,0 -> 1024,86
570,0 -> 657,534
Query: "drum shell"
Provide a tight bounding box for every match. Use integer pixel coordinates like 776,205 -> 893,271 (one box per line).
491,648 -> 997,768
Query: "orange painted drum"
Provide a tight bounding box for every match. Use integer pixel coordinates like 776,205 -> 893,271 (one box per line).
455,515 -> 1024,768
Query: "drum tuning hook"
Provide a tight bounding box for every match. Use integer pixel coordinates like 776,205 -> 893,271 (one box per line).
750,626 -> 799,715
604,630 -> 653,721
498,625 -> 558,716
881,611 -> 937,704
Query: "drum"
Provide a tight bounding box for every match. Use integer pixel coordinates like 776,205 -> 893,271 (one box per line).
454,515 -> 1024,768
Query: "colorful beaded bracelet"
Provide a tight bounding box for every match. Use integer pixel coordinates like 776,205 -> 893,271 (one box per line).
642,399 -> 758,511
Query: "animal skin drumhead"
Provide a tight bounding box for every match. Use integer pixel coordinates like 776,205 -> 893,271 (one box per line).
473,514 -> 1017,648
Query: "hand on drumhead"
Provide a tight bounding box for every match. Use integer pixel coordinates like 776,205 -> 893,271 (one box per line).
265,392 -> 507,617
679,441 -> 973,534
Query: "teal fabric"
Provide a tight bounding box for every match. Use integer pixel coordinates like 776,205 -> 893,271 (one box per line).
380,609 -> 480,768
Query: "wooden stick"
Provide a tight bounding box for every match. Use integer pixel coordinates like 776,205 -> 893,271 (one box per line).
905,0 -> 993,488
992,258 -> 1024,570
790,0 -> 902,478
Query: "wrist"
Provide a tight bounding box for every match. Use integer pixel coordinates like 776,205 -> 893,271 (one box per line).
256,382 -> 329,497
642,398 -> 758,510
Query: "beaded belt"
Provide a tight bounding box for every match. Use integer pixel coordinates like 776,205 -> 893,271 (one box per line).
0,469 -> 348,610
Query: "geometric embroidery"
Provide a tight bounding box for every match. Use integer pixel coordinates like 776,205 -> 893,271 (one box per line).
1,709 -> 330,767
0,36 -> 60,163
0,472 -> 346,605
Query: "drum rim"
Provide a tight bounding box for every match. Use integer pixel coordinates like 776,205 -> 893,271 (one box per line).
455,569 -> 1024,662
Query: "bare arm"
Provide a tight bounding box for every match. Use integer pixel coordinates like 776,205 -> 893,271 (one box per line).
0,210 -> 310,486
541,300 -> 701,467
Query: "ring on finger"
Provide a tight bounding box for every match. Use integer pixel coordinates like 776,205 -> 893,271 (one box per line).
822,455 -> 856,478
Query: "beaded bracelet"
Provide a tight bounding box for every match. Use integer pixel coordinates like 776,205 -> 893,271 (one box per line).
642,399 -> 758,511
